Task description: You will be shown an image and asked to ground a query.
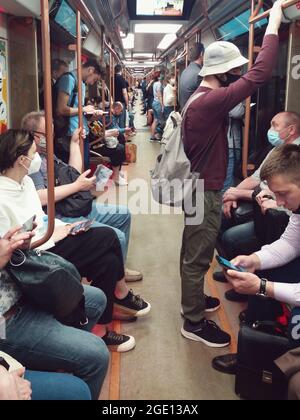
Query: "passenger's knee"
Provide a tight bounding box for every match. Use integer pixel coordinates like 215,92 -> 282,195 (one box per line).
86,335 -> 110,373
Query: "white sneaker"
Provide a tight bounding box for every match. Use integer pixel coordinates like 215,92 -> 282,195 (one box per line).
115,177 -> 128,187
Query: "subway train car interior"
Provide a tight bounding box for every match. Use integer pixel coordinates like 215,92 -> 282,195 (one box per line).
0,0 -> 300,402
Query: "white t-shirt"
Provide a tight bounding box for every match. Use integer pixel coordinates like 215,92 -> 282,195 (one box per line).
0,175 -> 65,251
163,84 -> 176,107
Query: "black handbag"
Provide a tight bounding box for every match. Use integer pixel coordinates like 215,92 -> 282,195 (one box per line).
235,324 -> 291,400
54,159 -> 94,218
7,249 -> 87,328
253,200 -> 290,245
231,201 -> 254,225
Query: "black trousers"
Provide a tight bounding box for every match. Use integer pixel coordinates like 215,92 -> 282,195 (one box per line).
100,144 -> 126,168
49,227 -> 125,324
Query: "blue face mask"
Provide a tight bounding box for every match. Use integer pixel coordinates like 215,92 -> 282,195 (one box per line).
267,129 -> 285,148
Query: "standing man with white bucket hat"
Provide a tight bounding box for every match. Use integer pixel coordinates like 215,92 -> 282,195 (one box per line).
180,0 -> 287,348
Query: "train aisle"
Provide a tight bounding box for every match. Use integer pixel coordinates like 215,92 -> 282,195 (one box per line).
100,93 -> 244,401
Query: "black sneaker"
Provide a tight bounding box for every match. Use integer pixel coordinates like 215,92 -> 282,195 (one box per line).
225,289 -> 248,303
213,271 -> 228,283
114,290 -> 151,318
181,318 -> 231,348
205,295 -> 221,313
181,295 -> 221,317
102,331 -> 136,353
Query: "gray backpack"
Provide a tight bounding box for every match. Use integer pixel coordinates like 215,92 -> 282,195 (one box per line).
150,93 -> 203,207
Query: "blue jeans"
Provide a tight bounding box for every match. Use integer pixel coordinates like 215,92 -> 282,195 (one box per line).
220,220 -> 260,260
60,202 -> 131,262
0,285 -> 109,400
25,371 -> 91,400
152,100 -> 163,122
117,106 -> 127,129
222,148 -> 242,193
164,106 -> 173,120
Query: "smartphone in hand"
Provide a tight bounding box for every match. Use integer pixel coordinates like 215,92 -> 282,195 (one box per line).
216,256 -> 246,272
21,215 -> 36,233
69,220 -> 94,236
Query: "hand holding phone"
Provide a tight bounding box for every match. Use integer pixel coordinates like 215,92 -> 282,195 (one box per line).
69,220 -> 94,236
21,215 -> 36,233
216,256 -> 246,272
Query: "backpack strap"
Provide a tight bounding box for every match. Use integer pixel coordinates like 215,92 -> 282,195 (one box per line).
55,72 -> 78,108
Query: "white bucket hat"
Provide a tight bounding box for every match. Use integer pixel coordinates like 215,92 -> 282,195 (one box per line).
199,41 -> 249,77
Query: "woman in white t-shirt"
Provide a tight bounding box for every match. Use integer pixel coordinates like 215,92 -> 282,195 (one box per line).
163,74 -> 177,121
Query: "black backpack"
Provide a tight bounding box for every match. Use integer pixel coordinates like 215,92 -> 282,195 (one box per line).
54,159 -> 94,218
53,72 -> 78,138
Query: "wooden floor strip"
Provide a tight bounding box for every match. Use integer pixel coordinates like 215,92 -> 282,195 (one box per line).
108,320 -> 121,400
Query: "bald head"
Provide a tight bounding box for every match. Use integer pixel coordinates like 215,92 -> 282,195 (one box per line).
270,112 -> 300,144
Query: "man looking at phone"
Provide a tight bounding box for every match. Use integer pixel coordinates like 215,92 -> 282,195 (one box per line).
180,0 -> 286,348
54,59 -> 106,169
106,102 -> 133,141
212,145 -> 300,393
214,111 -> 300,296
22,111 -> 142,282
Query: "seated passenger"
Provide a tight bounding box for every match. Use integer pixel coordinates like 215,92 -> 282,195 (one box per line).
21,111 -> 140,279
0,358 -> 92,400
106,102 -> 133,140
215,112 -> 300,294
212,144 -> 300,400
0,130 -> 151,353
0,226 -> 108,400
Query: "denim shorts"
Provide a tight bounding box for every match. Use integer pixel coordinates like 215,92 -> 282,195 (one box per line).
152,101 -> 163,121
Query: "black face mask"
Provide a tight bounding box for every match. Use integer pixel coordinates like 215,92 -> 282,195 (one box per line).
216,73 -> 241,87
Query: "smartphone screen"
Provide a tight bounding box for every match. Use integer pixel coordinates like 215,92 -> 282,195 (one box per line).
216,256 -> 245,272
70,220 -> 93,235
21,215 -> 36,233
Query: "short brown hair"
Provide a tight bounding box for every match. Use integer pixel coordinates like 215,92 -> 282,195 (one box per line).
0,129 -> 34,173
260,144 -> 300,186
279,111 -> 300,135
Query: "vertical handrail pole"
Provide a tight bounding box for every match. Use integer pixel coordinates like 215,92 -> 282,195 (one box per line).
242,0 -> 256,179
76,10 -> 84,171
33,0 -> 55,249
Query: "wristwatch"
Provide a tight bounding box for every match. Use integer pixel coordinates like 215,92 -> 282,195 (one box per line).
256,278 -> 268,297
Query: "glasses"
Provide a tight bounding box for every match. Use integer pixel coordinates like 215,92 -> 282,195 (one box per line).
32,131 -> 46,137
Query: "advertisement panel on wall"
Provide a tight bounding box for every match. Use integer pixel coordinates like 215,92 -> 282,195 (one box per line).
0,39 -> 8,134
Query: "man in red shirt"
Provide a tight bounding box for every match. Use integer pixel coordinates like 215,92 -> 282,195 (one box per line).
180,0 -> 286,347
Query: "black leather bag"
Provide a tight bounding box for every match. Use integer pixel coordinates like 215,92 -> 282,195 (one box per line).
253,200 -> 290,245
54,159 -> 93,218
235,324 -> 291,400
232,201 -> 254,225
7,249 -> 87,328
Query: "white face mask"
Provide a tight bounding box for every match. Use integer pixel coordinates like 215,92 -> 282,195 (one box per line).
22,153 -> 42,175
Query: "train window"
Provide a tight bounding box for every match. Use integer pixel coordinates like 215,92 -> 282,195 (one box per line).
217,9 -> 268,42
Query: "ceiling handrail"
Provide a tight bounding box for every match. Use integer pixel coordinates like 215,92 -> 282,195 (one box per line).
249,0 -> 299,24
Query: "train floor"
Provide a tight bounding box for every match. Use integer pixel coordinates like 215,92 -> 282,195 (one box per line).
99,95 -> 245,400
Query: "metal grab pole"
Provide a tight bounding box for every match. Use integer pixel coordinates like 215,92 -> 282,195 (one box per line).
242,0 -> 256,179
250,0 -> 300,24
32,0 -> 55,249
76,10 -> 84,171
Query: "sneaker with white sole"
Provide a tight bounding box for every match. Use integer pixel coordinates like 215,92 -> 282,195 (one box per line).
114,177 -> 128,187
102,331 -> 136,353
181,295 -> 221,317
125,268 -> 143,282
114,290 -> 151,318
181,318 -> 231,348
